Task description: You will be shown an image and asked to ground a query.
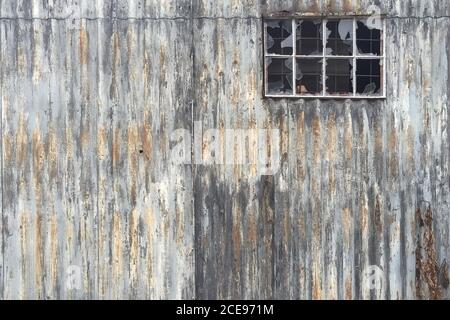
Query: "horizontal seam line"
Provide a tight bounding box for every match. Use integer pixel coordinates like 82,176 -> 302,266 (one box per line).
0,15 -> 449,21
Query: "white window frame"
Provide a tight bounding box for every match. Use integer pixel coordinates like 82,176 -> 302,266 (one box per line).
263,16 -> 386,99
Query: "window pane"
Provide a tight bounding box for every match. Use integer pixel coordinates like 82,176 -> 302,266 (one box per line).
296,19 -> 323,55
296,58 -> 323,94
326,58 -> 353,94
356,19 -> 381,56
267,57 -> 293,94
356,59 -> 382,94
266,20 -> 293,55
326,19 -> 353,55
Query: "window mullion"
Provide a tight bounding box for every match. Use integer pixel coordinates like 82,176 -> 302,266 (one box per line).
322,18 -> 326,96
292,18 -> 296,96
264,20 -> 268,96
352,18 -> 357,96
383,18 -> 386,97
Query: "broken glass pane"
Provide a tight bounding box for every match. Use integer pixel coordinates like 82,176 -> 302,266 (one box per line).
326,58 -> 353,94
356,19 -> 381,55
296,58 -> 323,94
356,59 -> 382,95
326,19 -> 353,55
267,57 -> 293,95
266,20 -> 293,55
296,19 -> 323,55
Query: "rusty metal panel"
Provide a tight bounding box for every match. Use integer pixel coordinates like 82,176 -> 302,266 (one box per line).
194,0 -> 450,18
96,17 -> 195,299
1,17 -> 98,299
0,0 -> 195,300
193,18 -> 276,299
191,0 -> 450,300
0,0 -> 450,300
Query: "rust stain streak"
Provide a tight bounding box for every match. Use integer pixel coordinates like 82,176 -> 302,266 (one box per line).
79,27 -> 89,66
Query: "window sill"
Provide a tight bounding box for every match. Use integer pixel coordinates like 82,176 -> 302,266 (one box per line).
264,94 -> 387,99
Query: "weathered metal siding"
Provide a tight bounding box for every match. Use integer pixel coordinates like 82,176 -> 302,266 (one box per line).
0,0 -> 195,299
0,0 -> 449,300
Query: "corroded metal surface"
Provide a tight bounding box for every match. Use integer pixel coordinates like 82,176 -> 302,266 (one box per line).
0,0 -> 449,299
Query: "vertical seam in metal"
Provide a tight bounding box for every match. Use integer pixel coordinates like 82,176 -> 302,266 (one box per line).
95,0 -> 102,300
190,0 -> 196,300
95,18 -> 99,299
0,0 -> 4,300
285,21 -> 292,298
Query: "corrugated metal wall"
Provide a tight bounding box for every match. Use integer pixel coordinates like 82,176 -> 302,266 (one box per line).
0,0 -> 449,299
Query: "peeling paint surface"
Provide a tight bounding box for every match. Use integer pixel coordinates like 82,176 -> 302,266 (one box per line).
1,0 -> 450,300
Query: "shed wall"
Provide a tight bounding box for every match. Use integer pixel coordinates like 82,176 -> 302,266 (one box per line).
0,0 -> 449,299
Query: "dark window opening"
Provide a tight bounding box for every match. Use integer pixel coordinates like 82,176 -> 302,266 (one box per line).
326,19 -> 353,56
296,20 -> 323,56
326,59 -> 353,94
266,20 -> 293,55
267,57 -> 293,94
296,58 -> 323,94
356,59 -> 382,94
356,20 -> 381,55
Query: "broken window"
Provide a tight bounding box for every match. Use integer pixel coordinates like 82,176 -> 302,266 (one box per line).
267,57 -> 293,94
356,20 -> 381,55
266,20 -> 293,55
264,16 -> 385,98
326,58 -> 353,94
296,19 -> 323,55
326,19 -> 353,55
356,59 -> 381,94
296,58 -> 323,94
